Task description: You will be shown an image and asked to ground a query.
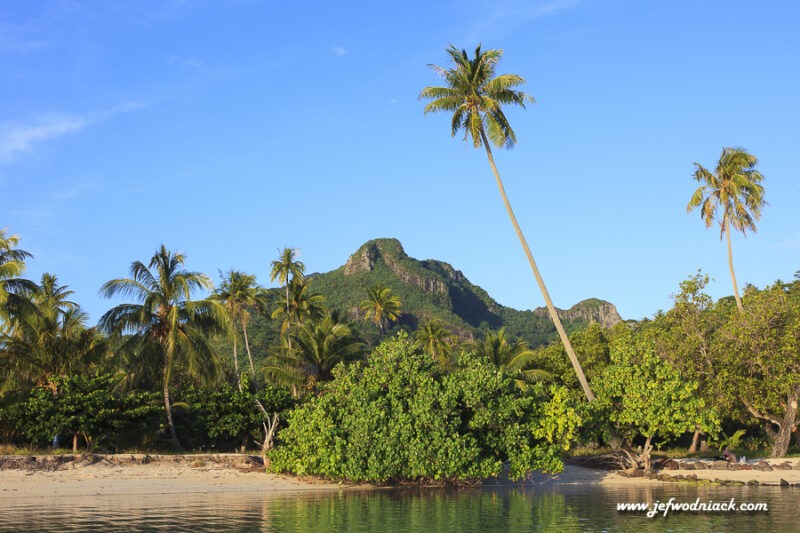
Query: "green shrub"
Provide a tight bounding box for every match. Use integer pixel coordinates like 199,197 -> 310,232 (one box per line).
269,333 -> 580,483
0,374 -> 161,451
174,383 -> 295,451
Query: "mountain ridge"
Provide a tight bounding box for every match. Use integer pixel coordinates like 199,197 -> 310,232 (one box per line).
308,238 -> 622,347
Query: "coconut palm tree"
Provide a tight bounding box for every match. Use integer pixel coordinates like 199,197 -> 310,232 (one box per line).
267,314 -> 364,391
467,328 -> 551,391
1,275 -> 104,394
420,45 -> 594,401
0,228 -> 37,332
414,319 -> 453,368
36,273 -> 78,319
270,279 -> 326,336
687,147 -> 766,313
212,270 -> 262,390
359,284 -> 402,334
99,245 -> 227,451
270,248 -> 305,348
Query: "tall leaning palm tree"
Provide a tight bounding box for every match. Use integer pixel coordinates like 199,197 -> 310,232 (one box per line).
420,44 -> 594,401
213,270 -> 262,390
99,245 -> 227,451
687,147 -> 765,313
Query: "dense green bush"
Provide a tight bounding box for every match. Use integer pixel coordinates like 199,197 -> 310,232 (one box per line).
173,383 -> 296,451
269,333 -> 580,483
0,376 -> 295,452
593,331 -> 719,468
0,374 -> 160,450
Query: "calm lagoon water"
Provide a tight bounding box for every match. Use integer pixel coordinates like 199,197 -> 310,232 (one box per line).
1,483 -> 798,532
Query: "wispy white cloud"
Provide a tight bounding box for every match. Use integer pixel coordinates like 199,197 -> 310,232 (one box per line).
466,0 -> 583,40
332,46 -> 347,57
0,116 -> 88,161
167,55 -> 207,71
0,101 -> 149,163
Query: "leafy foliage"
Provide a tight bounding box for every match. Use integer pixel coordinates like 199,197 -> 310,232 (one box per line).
269,333 -> 580,483
595,330 -> 719,468
173,382 -> 295,450
713,280 -> 800,456
0,374 -> 160,450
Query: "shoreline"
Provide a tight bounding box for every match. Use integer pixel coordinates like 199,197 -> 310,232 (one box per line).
3,454 -> 800,499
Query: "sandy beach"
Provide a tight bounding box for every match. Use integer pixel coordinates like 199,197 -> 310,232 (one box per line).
0,454 -> 350,499
3,455 -> 800,499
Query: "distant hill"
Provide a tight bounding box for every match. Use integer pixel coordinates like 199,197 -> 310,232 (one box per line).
307,238 -> 622,348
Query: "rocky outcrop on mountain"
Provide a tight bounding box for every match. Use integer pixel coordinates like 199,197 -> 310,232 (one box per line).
533,298 -> 622,329
313,238 -> 623,348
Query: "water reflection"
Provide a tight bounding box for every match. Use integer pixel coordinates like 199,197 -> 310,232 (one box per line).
0,484 -> 797,532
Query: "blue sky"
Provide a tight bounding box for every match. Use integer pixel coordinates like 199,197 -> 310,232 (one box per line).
2,0 -> 798,323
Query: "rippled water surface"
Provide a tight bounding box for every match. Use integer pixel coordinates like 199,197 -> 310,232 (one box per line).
1,484 -> 799,532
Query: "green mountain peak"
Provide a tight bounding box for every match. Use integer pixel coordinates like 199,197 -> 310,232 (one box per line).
309,238 -> 621,347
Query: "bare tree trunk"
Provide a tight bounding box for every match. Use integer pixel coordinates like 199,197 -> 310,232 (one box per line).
642,434 -> 654,472
480,129 -> 594,401
688,428 -> 701,454
725,218 -> 744,313
73,433 -> 79,452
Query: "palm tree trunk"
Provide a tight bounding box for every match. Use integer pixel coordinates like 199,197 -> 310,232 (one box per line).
163,355 -> 183,452
725,218 -> 744,312
480,129 -> 594,401
242,321 -> 256,378
285,283 -> 292,350
233,331 -> 242,392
